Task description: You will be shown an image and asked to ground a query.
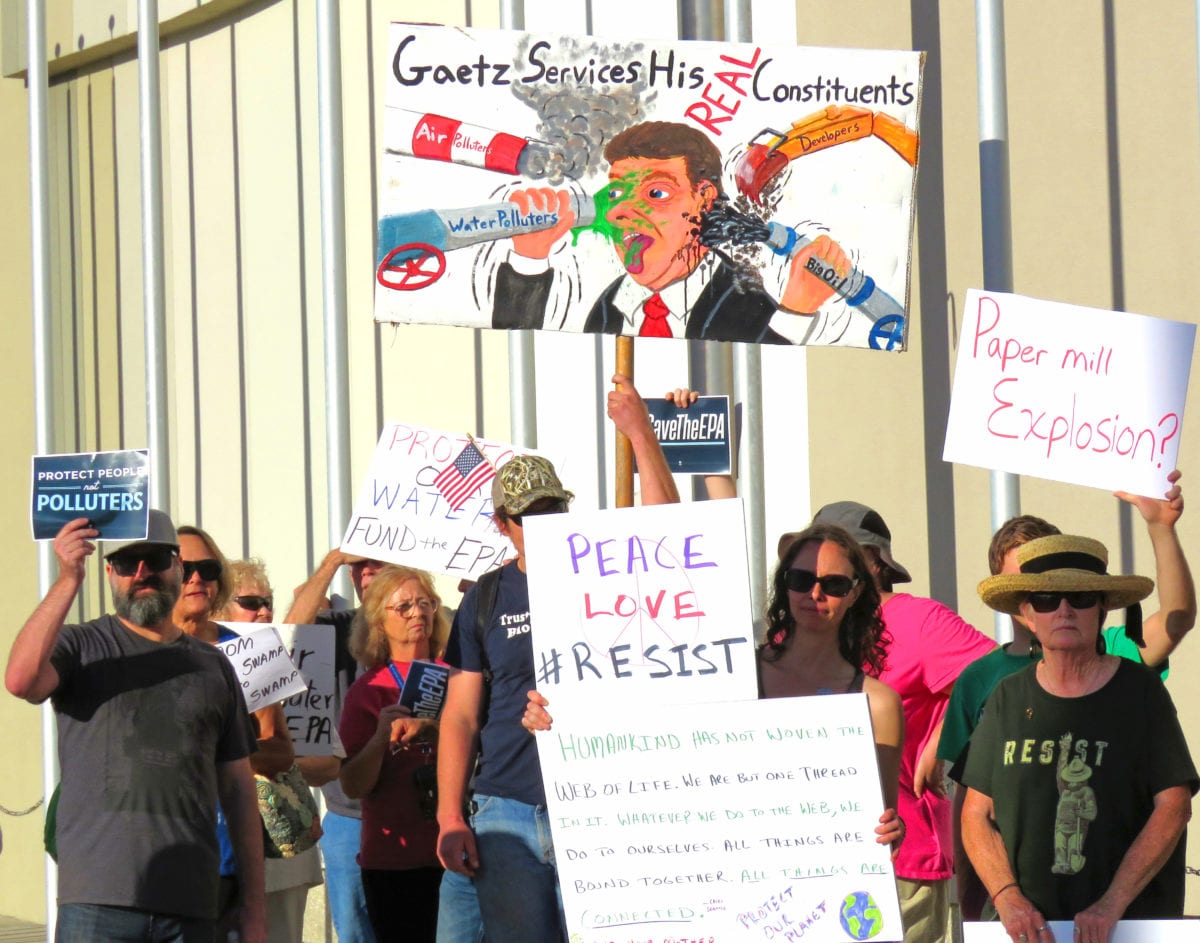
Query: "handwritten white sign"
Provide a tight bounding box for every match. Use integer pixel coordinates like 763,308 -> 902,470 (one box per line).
217,625 -> 308,712
524,500 -> 758,708
538,695 -> 902,943
943,290 -> 1194,497
272,624 -> 336,756
342,422 -> 540,579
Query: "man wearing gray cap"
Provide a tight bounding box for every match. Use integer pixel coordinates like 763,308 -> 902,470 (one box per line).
807,501 -> 995,943
5,512 -> 265,943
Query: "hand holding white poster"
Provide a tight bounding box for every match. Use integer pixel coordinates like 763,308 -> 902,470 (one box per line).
523,500 -> 758,708
943,290 -> 1194,496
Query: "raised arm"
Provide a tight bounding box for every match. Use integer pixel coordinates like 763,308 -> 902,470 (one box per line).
609,373 -> 679,506
5,518 -> 97,703
284,548 -> 352,625
665,386 -> 737,500
1116,469 -> 1195,666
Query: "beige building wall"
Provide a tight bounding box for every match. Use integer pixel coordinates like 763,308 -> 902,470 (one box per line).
0,0 -> 1197,923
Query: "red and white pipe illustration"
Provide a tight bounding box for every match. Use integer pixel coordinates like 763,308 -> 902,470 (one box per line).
378,109 -> 591,290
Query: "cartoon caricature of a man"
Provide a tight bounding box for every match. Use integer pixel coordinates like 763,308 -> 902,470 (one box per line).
491,120 -> 847,344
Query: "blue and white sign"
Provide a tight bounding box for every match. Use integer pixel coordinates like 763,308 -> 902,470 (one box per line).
642,395 -> 732,476
31,449 -> 150,540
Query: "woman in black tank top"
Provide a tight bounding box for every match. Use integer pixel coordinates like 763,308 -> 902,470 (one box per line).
758,522 -> 906,858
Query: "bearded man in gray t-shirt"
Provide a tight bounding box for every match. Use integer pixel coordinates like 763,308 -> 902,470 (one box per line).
5,510 -> 264,943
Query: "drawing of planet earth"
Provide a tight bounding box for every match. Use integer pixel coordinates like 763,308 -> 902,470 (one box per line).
839,890 -> 883,940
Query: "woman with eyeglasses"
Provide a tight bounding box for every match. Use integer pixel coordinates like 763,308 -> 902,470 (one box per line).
961,535 -> 1197,943
174,527 -> 294,940
220,558 -> 323,943
338,565 -> 449,942
758,522 -> 905,858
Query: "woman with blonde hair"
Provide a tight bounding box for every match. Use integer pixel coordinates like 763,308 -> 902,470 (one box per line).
220,557 -> 323,943
340,565 -> 449,942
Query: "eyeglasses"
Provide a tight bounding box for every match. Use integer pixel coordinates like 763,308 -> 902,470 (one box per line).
110,548 -> 176,577
509,500 -> 569,526
387,598 -> 436,616
181,559 -> 223,582
1027,591 -> 1102,613
232,594 -> 273,612
784,568 -> 858,598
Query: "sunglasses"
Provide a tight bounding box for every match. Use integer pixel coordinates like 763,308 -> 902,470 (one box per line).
509,500 -> 569,526
110,548 -> 176,577
232,594 -> 273,612
1027,591 -> 1102,613
181,559 -> 223,582
784,569 -> 858,598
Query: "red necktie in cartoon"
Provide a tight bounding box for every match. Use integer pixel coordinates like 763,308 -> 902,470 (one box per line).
638,292 -> 673,338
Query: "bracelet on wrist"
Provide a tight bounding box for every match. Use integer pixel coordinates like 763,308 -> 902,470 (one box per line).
991,881 -> 1019,905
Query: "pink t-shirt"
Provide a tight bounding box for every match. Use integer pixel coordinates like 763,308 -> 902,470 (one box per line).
877,593 -> 995,881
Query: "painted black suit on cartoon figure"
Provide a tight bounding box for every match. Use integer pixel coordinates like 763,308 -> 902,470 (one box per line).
491,259 -> 789,344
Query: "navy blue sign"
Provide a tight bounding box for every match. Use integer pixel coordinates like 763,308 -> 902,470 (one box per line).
641,396 -> 732,476
31,449 -> 150,540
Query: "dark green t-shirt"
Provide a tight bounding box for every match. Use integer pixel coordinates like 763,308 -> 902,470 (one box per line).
960,658 -> 1197,919
939,624 -> 1166,769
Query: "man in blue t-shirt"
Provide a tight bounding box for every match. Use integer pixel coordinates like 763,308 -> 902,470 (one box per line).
435,376 -> 679,943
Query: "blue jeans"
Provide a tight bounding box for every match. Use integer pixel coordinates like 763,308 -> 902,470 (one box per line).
321,810 -> 377,943
435,867 -> 486,943
56,903 -> 212,943
470,794 -> 565,943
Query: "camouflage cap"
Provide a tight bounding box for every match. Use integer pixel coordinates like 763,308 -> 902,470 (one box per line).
492,455 -> 573,515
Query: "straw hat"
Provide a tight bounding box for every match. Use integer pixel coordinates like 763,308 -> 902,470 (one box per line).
977,534 -> 1153,615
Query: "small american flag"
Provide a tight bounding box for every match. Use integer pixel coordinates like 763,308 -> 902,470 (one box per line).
434,441 -> 495,511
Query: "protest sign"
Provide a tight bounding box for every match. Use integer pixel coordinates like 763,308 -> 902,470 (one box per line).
642,395 -> 732,475
271,624 -> 337,756
375,25 -> 922,350
217,625 -> 309,712
31,449 -> 149,540
524,500 -> 757,708
539,695 -> 902,942
964,922 -> 1181,943
944,290 -> 1194,497
398,660 -> 450,718
341,423 -> 537,579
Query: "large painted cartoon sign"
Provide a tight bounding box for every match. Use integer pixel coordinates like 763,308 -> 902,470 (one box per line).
375,26 -> 923,350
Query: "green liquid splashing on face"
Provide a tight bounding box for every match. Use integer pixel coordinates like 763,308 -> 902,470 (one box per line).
569,171 -> 654,272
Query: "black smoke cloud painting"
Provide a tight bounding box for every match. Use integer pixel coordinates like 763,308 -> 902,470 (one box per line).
375,25 -> 922,350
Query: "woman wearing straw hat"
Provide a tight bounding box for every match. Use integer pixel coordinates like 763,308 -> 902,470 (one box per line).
961,534 -> 1198,943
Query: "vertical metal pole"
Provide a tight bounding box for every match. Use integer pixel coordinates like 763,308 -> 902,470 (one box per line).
500,0 -> 537,449
976,0 -> 1019,641
681,0 -> 734,502
316,0 -> 353,600
726,0 -> 766,634
139,0 -> 170,510
28,1 -> 59,929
